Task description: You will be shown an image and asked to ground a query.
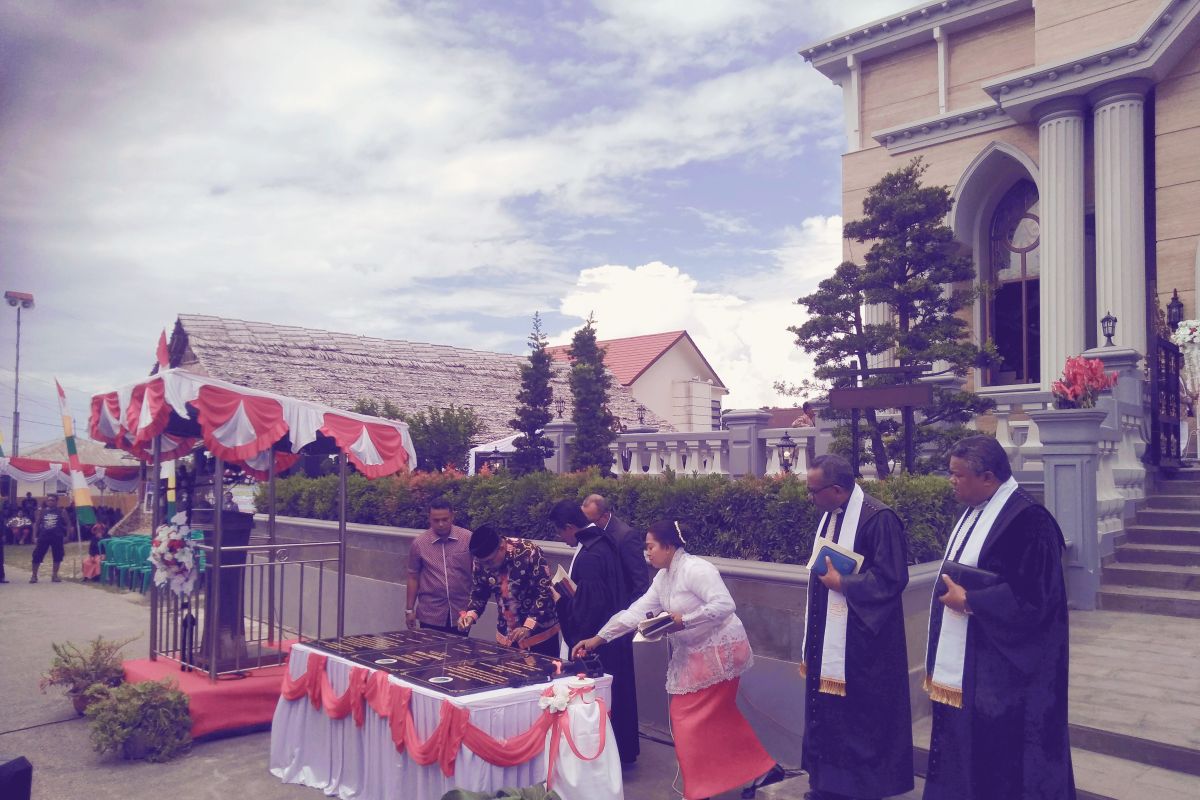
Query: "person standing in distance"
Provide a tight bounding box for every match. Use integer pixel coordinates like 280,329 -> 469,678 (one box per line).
923,435 -> 1075,800
800,454 -> 913,800
30,495 -> 68,583
405,499 -> 473,635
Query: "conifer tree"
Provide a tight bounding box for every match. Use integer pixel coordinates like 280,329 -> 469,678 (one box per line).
508,313 -> 556,475
568,314 -> 615,473
791,158 -> 995,475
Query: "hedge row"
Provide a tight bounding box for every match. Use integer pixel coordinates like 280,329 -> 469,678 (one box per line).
259,470 -> 959,565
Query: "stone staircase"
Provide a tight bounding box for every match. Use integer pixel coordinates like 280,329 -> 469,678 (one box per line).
1099,469 -> 1200,618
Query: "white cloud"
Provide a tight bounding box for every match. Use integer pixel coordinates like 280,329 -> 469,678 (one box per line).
553,213 -> 844,409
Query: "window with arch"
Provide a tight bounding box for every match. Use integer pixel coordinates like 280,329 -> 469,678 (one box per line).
985,179 -> 1040,386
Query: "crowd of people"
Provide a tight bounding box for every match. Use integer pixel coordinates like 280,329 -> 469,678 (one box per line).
405,434 -> 1075,800
0,494 -> 125,584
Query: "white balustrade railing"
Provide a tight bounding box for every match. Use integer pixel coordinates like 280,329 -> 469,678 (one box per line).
760,427 -> 818,476
610,432 -> 732,476
986,389 -> 1054,475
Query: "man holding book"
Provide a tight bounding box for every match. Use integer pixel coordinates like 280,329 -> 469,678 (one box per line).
801,454 -> 913,800
549,499 -> 639,766
923,436 -> 1075,800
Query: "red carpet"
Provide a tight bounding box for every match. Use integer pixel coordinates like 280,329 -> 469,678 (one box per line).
123,657 -> 288,739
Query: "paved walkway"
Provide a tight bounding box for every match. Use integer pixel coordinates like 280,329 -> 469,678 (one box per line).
0,558 -> 757,800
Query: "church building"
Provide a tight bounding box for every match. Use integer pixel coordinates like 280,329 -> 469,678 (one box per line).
804,0 -> 1200,393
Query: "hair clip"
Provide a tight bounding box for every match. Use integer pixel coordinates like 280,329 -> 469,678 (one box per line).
674,520 -> 687,544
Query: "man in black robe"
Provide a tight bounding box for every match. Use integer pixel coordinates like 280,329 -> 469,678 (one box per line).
549,499 -> 640,766
582,493 -> 650,604
800,454 -> 913,800
924,435 -> 1075,800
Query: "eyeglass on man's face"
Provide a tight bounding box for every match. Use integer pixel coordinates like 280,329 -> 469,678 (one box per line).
807,484 -> 838,495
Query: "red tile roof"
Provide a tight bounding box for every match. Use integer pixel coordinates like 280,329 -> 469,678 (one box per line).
546,330 -> 724,388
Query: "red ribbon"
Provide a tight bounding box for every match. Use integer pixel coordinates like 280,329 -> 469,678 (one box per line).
278,655 -> 609,779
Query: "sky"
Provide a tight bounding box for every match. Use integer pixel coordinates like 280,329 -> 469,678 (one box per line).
0,0 -> 916,449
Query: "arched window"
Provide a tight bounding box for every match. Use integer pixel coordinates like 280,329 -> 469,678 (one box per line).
985,179 -> 1040,385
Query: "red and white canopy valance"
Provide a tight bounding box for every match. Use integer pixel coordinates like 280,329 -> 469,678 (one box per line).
88,369 -> 416,478
0,457 -> 141,493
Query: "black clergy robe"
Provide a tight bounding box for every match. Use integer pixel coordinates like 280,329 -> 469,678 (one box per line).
923,488 -> 1075,800
801,493 -> 914,799
556,525 -> 640,764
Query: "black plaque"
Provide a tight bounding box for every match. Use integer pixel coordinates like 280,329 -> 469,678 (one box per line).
398,653 -> 561,696
348,637 -> 515,673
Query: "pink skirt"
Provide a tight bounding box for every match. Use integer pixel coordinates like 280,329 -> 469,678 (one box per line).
669,677 -> 775,799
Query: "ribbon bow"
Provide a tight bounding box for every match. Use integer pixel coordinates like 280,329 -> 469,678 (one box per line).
540,682 -> 607,790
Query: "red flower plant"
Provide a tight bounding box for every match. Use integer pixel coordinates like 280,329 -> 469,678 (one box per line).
1051,356 -> 1118,409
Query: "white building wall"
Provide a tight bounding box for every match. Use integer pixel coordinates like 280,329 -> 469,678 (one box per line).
626,341 -> 728,432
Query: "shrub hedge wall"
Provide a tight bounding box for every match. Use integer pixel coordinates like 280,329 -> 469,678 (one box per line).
259,470 -> 959,565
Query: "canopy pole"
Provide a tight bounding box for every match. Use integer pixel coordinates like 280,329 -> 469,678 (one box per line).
267,451 -> 277,645
148,436 -> 162,661
208,453 -> 224,682
336,453 -> 347,640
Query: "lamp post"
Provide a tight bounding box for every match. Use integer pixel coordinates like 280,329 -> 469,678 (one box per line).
1100,311 -> 1117,347
1167,289 -> 1185,331
4,291 -> 34,458
776,430 -> 798,474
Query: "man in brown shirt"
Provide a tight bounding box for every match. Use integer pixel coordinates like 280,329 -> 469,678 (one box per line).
405,499 -> 473,634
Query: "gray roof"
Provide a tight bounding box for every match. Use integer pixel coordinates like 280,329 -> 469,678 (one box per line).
171,314 -> 671,443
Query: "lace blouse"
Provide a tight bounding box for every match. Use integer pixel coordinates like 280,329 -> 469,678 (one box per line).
597,549 -> 754,695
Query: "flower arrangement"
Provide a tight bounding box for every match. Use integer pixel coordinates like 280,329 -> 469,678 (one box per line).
1170,320 -> 1200,347
1051,356 -> 1118,409
536,682 -> 571,714
150,512 -> 199,597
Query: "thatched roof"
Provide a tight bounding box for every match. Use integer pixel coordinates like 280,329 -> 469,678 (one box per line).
21,437 -> 140,467
170,314 -> 671,443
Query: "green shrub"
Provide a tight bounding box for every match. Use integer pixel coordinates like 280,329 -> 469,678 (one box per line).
85,679 -> 192,762
260,470 -> 959,565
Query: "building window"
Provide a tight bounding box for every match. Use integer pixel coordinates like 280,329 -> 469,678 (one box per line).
985,179 -> 1040,386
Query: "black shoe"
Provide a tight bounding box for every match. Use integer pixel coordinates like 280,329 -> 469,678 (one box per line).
742,763 -> 788,798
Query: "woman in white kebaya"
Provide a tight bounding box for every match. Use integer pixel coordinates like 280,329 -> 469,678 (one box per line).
573,520 -> 782,800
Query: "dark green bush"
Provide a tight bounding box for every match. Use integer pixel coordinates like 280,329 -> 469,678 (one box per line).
258,470 -> 959,565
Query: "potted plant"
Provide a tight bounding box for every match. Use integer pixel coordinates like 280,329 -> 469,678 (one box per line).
39,635 -> 136,715
84,678 -> 192,762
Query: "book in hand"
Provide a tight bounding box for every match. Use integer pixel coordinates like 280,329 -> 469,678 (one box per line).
633,612 -> 676,643
806,539 -> 864,577
935,561 -> 1000,596
551,564 -> 576,598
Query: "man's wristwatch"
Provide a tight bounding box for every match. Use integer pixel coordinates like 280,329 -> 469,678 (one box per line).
405,609 -> 416,616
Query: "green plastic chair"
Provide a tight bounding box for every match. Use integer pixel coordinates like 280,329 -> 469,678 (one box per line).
101,539 -> 130,585
119,542 -> 152,590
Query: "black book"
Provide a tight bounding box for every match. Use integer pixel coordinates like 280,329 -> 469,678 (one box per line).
936,561 -> 1001,596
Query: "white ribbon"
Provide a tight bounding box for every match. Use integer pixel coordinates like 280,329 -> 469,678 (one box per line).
927,476 -> 1019,703
803,484 -> 864,692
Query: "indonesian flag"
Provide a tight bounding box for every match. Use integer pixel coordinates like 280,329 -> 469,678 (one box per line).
55,379 -> 97,526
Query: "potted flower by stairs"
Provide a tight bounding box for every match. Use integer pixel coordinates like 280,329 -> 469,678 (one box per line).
39,635 -> 137,715
84,678 -> 192,762
1030,355 -> 1119,446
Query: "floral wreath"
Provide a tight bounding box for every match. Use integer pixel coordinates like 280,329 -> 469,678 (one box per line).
150,512 -> 199,597
1170,320 -> 1200,348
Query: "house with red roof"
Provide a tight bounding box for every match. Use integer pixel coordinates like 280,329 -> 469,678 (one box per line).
546,331 -> 728,432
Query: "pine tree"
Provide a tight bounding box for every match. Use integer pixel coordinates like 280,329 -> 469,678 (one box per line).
568,314 -> 615,473
508,313 -> 556,475
792,158 -> 995,475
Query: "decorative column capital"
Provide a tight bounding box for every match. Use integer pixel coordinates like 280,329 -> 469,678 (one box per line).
1032,95 -> 1087,124
1088,78 -> 1152,108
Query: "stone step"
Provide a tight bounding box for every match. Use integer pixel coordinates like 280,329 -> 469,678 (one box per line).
1112,543 -> 1200,567
1070,723 -> 1200,779
1101,562 -> 1200,591
911,716 -> 1200,800
1124,526 -> 1200,546
1096,584 -> 1200,618
1143,494 -> 1200,511
1135,509 -> 1200,527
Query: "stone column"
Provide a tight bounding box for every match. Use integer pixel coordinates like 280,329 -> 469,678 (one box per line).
542,419 -> 576,474
721,409 -> 771,477
1092,81 -> 1149,355
1028,408 -> 1106,610
1036,98 -> 1088,390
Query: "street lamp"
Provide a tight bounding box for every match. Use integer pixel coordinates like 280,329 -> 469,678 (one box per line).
554,394 -> 566,419
4,291 -> 34,464
484,447 -> 506,473
1100,311 -> 1117,347
1167,289 -> 1185,330
776,431 -> 798,474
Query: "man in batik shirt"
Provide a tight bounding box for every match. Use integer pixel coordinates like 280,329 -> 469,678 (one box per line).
459,524 -> 561,657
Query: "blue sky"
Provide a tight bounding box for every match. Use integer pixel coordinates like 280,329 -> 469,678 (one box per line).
0,0 -> 914,448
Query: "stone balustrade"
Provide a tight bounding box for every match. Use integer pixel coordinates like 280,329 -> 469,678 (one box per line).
608,431 -> 732,476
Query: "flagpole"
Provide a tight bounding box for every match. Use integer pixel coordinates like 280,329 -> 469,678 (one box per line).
55,380 -> 97,581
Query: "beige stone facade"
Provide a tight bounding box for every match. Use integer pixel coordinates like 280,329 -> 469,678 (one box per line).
807,0 -> 1200,392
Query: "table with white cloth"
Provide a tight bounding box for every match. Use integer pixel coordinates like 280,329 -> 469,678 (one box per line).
270,642 -> 613,800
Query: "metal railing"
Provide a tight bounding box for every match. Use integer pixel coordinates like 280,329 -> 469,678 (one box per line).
150,538 -> 341,677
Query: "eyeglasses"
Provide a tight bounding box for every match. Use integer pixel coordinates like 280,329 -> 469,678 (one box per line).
807,484 -> 839,495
